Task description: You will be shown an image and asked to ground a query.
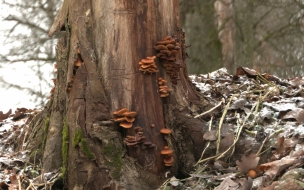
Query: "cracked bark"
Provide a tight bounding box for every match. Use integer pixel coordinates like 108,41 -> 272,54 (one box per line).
26,0 -> 211,189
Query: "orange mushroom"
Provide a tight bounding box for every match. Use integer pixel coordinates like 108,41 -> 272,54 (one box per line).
160,128 -> 171,135
122,111 -> 137,117
113,108 -> 128,116
120,121 -> 133,129
248,169 -> 257,178
161,146 -> 173,155
164,155 -> 174,165
124,116 -> 135,123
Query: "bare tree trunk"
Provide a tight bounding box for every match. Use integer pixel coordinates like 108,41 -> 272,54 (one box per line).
25,0 -> 210,189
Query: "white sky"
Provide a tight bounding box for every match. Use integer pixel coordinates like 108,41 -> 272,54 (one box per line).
0,3 -> 54,113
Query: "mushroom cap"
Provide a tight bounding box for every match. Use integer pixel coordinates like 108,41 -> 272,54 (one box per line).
160,128 -> 172,135
75,59 -> 82,67
164,155 -> 174,164
162,35 -> 172,41
156,40 -> 173,45
248,169 -> 257,178
140,64 -> 151,69
165,163 -> 173,166
166,44 -> 175,49
134,126 -> 142,131
160,93 -> 169,98
124,116 -> 135,123
122,111 -> 137,117
141,59 -> 154,64
113,108 -> 128,116
154,45 -> 168,51
161,146 -> 173,155
113,117 -> 126,122
150,124 -> 155,128
146,56 -> 156,60
120,121 -> 133,128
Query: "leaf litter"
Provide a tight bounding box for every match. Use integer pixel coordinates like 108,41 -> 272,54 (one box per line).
1,66 -> 304,189
160,67 -> 304,190
0,108 -> 62,190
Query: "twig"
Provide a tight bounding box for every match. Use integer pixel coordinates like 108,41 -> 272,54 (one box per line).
194,100 -> 223,118
17,175 -> 22,190
256,128 -> 284,156
216,101 -> 258,161
196,101 -> 259,164
194,116 -> 213,166
216,95 -> 235,154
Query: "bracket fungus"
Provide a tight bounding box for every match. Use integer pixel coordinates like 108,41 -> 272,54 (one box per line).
160,128 -> 172,135
123,127 -> 147,148
66,47 -> 83,93
112,108 -> 137,129
164,155 -> 174,166
161,146 -> 174,166
158,77 -> 172,98
154,36 -> 181,85
161,146 -> 173,155
139,56 -> 159,74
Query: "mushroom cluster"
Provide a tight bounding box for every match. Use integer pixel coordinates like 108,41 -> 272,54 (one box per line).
139,56 -> 159,74
112,108 -> 137,128
160,128 -> 172,135
67,47 -> 83,93
158,77 -> 172,98
123,127 -> 148,148
161,146 -> 174,166
154,36 -> 181,85
142,141 -> 156,149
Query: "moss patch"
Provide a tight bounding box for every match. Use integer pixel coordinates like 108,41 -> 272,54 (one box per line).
41,117 -> 50,150
72,128 -> 95,160
72,128 -> 83,148
102,143 -> 123,180
62,117 -> 68,180
80,138 -> 95,160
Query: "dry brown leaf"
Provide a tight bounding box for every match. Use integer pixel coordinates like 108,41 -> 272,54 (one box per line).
235,66 -> 258,78
203,130 -> 217,141
236,153 -> 260,174
282,108 -> 304,124
0,109 -> 12,121
258,156 -> 301,178
288,76 -> 304,87
271,136 -> 291,161
262,181 -> 279,190
214,178 -> 238,190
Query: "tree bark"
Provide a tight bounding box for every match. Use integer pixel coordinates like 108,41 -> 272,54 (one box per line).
26,0 -> 210,189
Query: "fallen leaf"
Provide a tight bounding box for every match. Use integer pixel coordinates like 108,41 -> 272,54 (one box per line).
281,108 -> 304,123
271,136 -> 291,161
236,153 -> 260,174
258,156 -> 302,178
203,130 -> 217,141
0,109 -> 12,121
214,178 -> 238,190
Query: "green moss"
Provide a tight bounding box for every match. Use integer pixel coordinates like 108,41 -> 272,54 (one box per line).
44,117 -> 50,131
80,138 -> 95,160
62,117 -> 68,180
72,128 -> 95,160
72,128 -> 83,147
102,144 -> 123,180
41,117 -> 50,150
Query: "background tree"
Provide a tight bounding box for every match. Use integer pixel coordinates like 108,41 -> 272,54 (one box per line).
216,0 -> 304,77
0,0 -> 61,107
22,0 -> 211,189
179,0 -> 223,74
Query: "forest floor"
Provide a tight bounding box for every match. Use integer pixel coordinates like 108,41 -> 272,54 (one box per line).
0,67 -> 304,190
